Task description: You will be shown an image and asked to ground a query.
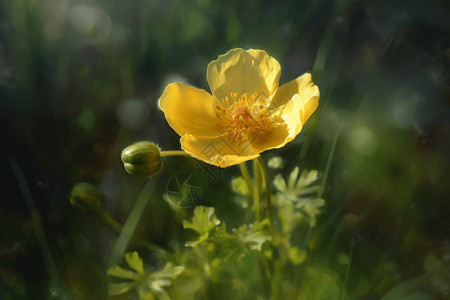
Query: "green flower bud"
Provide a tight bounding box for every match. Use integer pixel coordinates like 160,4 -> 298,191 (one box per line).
121,141 -> 163,177
70,183 -> 101,210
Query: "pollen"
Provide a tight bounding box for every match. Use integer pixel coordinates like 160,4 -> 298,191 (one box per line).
215,92 -> 271,144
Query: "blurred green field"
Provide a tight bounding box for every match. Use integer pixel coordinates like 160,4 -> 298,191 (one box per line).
1,0 -> 449,299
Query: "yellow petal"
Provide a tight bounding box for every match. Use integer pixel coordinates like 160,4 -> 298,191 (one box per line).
275,93 -> 304,141
207,48 -> 281,101
249,122 -> 290,153
180,134 -> 260,168
159,82 -> 222,137
270,73 -> 319,124
250,95 -> 303,153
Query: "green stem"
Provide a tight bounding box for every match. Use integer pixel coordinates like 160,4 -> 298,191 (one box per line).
95,209 -> 164,253
340,238 -> 354,300
320,125 -> 341,198
108,179 -> 156,265
255,158 -> 276,296
256,157 -> 275,232
160,150 -> 190,157
239,162 -> 255,198
253,159 -> 261,222
9,157 -> 59,281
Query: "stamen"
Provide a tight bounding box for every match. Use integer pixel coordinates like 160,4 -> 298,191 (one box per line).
215,92 -> 271,145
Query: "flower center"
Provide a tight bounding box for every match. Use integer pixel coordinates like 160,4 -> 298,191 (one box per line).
215,92 -> 270,144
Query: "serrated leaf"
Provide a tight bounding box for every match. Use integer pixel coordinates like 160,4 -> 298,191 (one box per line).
125,251 -> 145,274
274,167 -> 325,230
158,263 -> 185,279
107,252 -> 184,300
242,230 -> 271,251
107,265 -> 141,280
146,263 -> 185,299
295,198 -> 325,227
183,206 -> 220,235
233,221 -> 271,251
296,170 -> 319,191
150,278 -> 172,291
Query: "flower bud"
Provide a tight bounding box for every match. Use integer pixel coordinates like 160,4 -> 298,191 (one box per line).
70,183 -> 101,211
121,141 -> 163,177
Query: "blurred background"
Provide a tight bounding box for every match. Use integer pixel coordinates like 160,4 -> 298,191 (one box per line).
1,0 -> 449,299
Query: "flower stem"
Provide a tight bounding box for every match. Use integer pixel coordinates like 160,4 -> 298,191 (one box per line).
253,159 -> 261,222
108,179 -> 156,265
239,162 -> 254,200
160,150 -> 190,157
256,156 -> 275,232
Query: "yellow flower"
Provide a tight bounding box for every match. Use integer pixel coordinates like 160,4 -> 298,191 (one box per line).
159,48 -> 320,168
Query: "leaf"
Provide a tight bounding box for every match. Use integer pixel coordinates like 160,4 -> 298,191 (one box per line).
125,251 -> 145,274
274,168 -> 325,230
233,220 -> 271,251
185,232 -> 209,248
273,174 -> 288,193
183,206 -> 221,235
107,265 -> 141,280
267,157 -> 284,169
138,289 -> 157,300
108,282 -> 135,296
277,204 -> 303,234
295,198 -> 326,227
289,247 -> 307,265
288,167 -> 300,190
231,176 -> 249,195
145,263 -> 185,299
296,170 -> 319,192
107,252 -> 184,300
158,262 -> 185,279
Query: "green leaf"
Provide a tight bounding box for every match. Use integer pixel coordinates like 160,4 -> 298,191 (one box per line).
107,252 -> 184,300
185,232 -> 209,248
233,220 -> 271,251
107,265 -> 141,280
108,282 -> 135,296
182,206 -> 221,235
288,167 -> 300,190
289,247 -> 307,265
144,263 -> 185,299
277,204 -> 303,234
158,262 -> 185,279
267,157 -> 284,169
138,289 -> 157,300
231,176 -> 249,195
125,251 -> 145,274
295,197 -> 325,227
273,168 -> 325,230
296,170 -> 319,192
273,174 -> 288,193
